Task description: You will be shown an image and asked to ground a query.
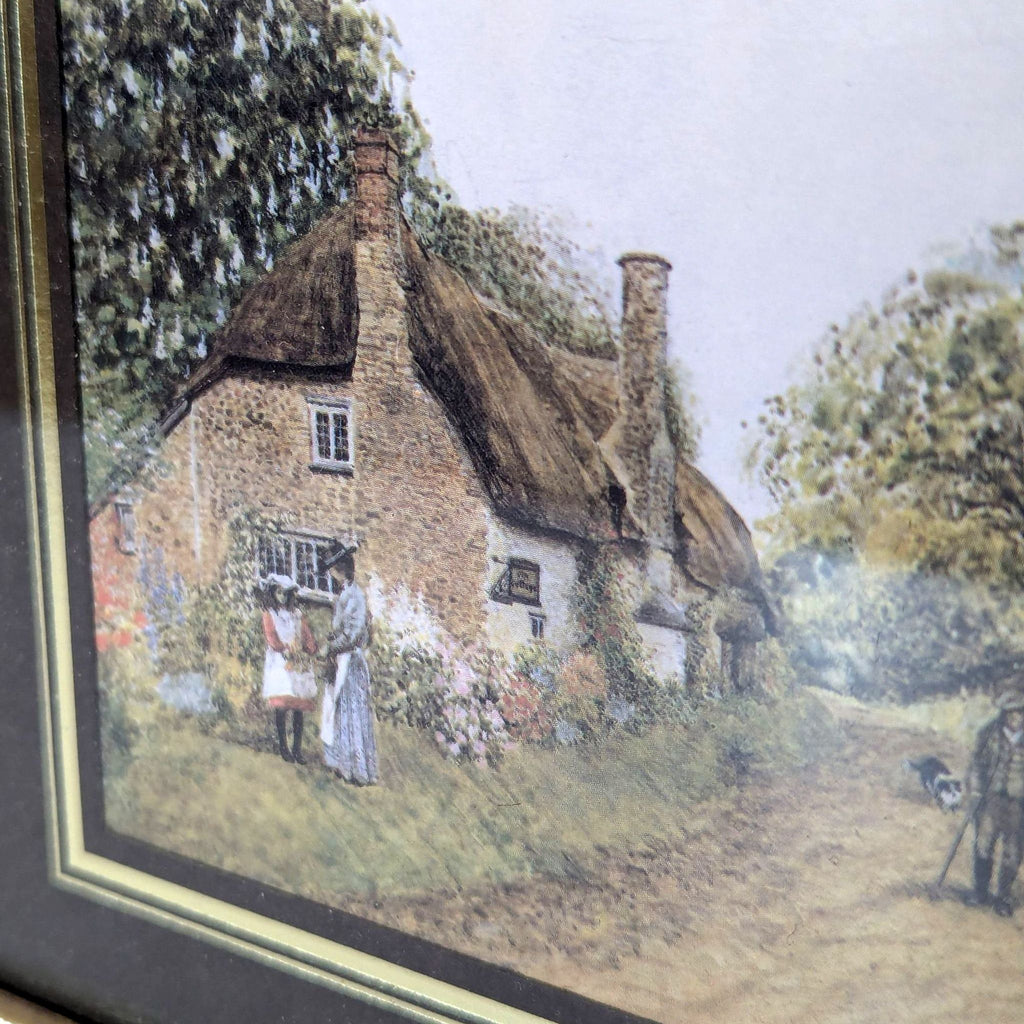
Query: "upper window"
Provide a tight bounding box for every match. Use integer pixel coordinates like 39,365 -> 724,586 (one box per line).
114,501 -> 136,554
490,558 -> 541,607
307,396 -> 353,471
257,531 -> 339,599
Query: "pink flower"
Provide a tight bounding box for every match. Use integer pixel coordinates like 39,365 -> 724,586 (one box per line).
434,731 -> 445,745
447,742 -> 461,757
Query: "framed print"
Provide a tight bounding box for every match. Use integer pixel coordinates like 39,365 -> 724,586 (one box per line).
5,1 -> 1024,1022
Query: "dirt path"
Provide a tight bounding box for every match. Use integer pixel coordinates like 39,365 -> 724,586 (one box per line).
352,700 -> 1024,1024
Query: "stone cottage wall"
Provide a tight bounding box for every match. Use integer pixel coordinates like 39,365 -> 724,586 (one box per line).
88,401 -> 206,630
109,356 -> 492,646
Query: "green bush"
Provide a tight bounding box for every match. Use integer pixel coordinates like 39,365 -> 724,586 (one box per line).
771,549 -> 1024,703
96,642 -> 162,776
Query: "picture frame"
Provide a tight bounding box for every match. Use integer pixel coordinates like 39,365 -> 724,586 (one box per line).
7,1 -> 1024,1022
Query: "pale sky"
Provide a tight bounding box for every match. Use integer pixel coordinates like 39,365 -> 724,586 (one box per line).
380,0 -> 1024,528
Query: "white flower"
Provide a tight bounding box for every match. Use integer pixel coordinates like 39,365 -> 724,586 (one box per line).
154,323 -> 167,360
214,129 -> 235,162
167,261 -> 183,297
120,63 -> 141,98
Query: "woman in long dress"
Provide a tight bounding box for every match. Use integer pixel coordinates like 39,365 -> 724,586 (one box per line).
320,545 -> 378,785
261,574 -> 317,764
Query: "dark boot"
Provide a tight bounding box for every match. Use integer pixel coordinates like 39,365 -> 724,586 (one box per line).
994,864 -> 1016,917
292,711 -> 306,765
966,855 -> 993,907
275,709 -> 293,762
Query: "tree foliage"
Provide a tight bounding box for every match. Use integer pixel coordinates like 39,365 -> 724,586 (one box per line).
750,224 -> 1024,701
751,227 -> 1024,585
770,552 -> 1024,703
419,204 -> 619,358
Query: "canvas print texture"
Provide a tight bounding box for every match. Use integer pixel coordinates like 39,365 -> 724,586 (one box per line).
69,1 -> 1024,1020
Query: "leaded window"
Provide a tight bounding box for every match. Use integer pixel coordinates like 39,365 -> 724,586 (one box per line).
257,532 -> 339,598
307,396 -> 353,470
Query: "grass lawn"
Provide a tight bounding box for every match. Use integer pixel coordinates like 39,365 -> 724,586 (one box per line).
102,690 -> 835,905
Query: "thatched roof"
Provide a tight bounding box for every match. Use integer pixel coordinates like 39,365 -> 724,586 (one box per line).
183,201 -> 761,599
674,461 -> 761,592
185,206 -> 359,395
401,224 -> 635,541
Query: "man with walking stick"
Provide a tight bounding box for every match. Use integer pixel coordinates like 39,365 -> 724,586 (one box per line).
962,688 -> 1024,916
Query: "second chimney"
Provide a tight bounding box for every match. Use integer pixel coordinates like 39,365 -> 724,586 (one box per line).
617,252 -> 675,551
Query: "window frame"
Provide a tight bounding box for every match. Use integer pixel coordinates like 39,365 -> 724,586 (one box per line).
114,500 -> 137,555
528,612 -> 546,641
257,529 -> 339,603
306,395 -> 354,473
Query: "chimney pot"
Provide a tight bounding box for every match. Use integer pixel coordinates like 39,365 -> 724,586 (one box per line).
617,251 -> 672,272
353,127 -> 401,241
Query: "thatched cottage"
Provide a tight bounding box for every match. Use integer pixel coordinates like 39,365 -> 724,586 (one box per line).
91,129 -> 773,692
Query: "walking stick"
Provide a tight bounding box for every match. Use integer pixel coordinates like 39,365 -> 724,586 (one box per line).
932,758 -> 998,893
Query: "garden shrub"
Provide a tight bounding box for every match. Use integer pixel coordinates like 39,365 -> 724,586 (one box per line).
366,584 -> 514,765
551,651 -> 608,741
498,671 -> 554,742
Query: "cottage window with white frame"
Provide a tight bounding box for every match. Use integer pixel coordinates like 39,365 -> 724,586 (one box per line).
257,531 -> 339,599
307,396 -> 353,471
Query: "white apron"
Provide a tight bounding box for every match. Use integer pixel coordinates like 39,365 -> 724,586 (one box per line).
262,609 -> 316,701
320,652 -> 351,743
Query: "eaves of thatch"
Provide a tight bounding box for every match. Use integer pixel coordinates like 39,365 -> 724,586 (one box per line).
674,461 -> 762,592
400,222 -> 637,542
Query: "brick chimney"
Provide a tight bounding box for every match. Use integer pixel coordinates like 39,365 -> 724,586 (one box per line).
353,127 -> 401,243
617,252 -> 675,554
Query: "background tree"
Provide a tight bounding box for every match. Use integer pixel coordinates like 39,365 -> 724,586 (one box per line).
750,224 -> 1024,701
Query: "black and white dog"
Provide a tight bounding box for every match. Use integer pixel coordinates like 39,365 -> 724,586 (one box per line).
903,756 -> 963,812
